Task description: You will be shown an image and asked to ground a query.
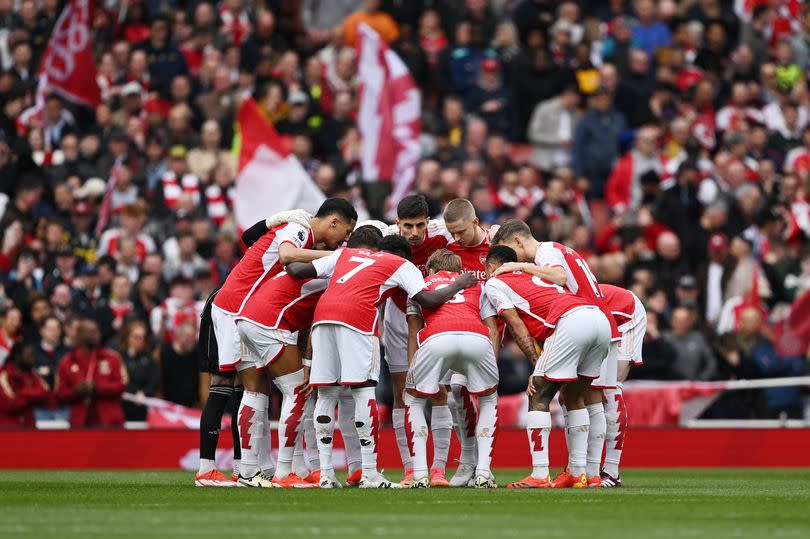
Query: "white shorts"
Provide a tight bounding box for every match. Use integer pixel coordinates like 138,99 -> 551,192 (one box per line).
533,306 -> 611,382
592,341 -> 619,389
310,324 -> 381,385
382,302 -> 409,374
212,305 -> 241,370
407,333 -> 498,396
235,320 -> 298,372
440,371 -> 469,387
618,298 -> 647,365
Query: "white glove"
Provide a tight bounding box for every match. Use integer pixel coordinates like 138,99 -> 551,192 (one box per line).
355,219 -> 389,234
265,209 -> 312,230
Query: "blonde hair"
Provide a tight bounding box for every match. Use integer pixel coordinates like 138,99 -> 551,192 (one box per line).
443,198 -> 475,223
426,249 -> 462,273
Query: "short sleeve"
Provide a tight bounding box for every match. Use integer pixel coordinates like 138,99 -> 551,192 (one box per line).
479,290 -> 497,320
392,261 -> 428,298
275,222 -> 310,249
485,279 -> 516,313
534,242 -> 566,268
312,250 -> 341,279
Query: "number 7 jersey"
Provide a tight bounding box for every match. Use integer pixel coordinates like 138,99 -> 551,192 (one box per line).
312,247 -> 427,336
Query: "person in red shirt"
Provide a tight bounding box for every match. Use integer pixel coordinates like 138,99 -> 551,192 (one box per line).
381,195 -> 453,486
491,219 -> 620,488
442,198 -> 498,486
405,249 -> 500,488
55,318 -> 127,428
0,344 -> 49,428
484,246 -> 611,490
287,230 -> 476,489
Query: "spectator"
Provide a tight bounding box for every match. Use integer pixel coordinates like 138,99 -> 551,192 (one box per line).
527,85 -> 579,174
159,320 -> 201,407
631,0 -> 672,57
573,86 -> 626,198
55,318 -> 127,428
663,306 -> 717,381
117,320 -> 158,422
32,315 -> 66,395
606,126 -> 663,215
0,343 -> 49,427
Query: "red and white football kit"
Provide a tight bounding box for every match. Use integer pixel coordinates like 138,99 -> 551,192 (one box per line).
235,271 -> 327,371
406,271 -> 499,396
534,241 -> 619,388
485,272 -> 611,381
212,222 -> 313,369
600,284 -> 647,366
383,221 -> 451,373
310,248 -> 426,385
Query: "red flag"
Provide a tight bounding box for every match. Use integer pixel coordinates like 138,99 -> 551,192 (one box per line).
356,24 -> 421,215
95,158 -> 123,236
38,0 -> 100,107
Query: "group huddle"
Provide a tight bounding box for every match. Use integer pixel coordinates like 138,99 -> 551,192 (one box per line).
194,194 -> 647,489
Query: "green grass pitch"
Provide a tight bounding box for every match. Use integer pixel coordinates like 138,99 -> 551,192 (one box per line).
1,469 -> 809,538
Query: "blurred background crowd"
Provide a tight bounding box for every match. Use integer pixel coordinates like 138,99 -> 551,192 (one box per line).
1,0 -> 809,427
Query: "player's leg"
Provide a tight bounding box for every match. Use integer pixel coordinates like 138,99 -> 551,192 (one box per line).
507,376 -> 561,489
403,390 -> 430,487
196,372 -> 236,486
300,392 -> 321,481
338,387 -> 363,485
586,340 -> 618,486
234,364 -> 272,487
310,324 -> 343,487
603,360 -> 632,486
462,335 -> 500,489
268,344 -> 314,487
429,387 -> 452,486
448,374 -> 478,487
561,378 -> 592,486
230,380 -> 243,480
389,371 -> 414,484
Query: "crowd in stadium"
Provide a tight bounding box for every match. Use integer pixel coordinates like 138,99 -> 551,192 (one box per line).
1,0 -> 809,432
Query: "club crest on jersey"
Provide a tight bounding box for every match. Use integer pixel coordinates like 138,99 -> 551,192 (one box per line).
99,360 -> 111,375
479,253 -> 488,267
297,230 -> 306,243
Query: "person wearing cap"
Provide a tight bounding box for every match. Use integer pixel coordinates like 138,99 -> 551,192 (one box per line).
69,200 -> 98,265
527,85 -> 580,174
572,84 -> 626,198
464,55 -> 516,140
275,90 -> 312,136
111,82 -> 144,129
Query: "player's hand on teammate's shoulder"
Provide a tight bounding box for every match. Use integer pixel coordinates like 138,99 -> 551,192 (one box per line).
455,273 -> 478,289
492,262 -> 525,277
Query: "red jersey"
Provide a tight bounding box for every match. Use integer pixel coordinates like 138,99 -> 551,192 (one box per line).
55,348 -> 127,428
384,220 -> 451,276
0,362 -> 49,427
485,271 -> 594,343
97,228 -> 156,263
214,222 -> 313,314
447,227 -> 491,282
534,241 -> 620,339
599,284 -> 637,328
312,247 -> 426,335
237,271 -> 327,332
408,271 -> 496,345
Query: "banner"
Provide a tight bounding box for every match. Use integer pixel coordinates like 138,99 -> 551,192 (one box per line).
356,24 -> 421,214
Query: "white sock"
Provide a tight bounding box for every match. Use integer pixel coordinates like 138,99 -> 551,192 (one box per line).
314,386 -> 340,477
430,405 -> 453,471
392,408 -> 414,470
561,404 -> 571,459
475,393 -> 498,477
273,369 -> 306,479
586,402 -> 606,477
292,433 -> 309,477
566,408 -> 590,476
603,383 -> 626,478
198,458 -> 215,475
351,386 -> 380,476
338,389 -> 362,475
238,391 -> 268,477
404,393 -> 429,478
451,384 -> 477,466
526,410 -> 551,478
259,412 -> 276,476
302,393 -> 320,472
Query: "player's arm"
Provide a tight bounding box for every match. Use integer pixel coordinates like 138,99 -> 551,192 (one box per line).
493,262 -> 566,286
278,242 -> 331,265
499,308 -> 538,365
412,272 -> 477,309
483,316 -> 500,358
287,249 -> 339,279
285,261 -> 318,279
406,313 -> 424,367
241,219 -> 270,247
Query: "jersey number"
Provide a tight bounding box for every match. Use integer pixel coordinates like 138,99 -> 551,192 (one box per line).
336,256 -> 376,283
575,259 -> 602,298
531,276 -> 565,293
434,283 -> 465,303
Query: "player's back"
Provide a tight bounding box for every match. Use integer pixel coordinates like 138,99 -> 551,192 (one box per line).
414,271 -> 491,345
599,284 -> 637,324
486,271 -> 593,342
237,270 -> 326,331
214,222 -> 312,314
313,248 -> 412,335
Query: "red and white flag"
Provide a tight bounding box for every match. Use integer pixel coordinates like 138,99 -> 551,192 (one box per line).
356,24 -> 421,216
232,98 -> 325,230
95,157 -> 124,236
17,0 -> 101,132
